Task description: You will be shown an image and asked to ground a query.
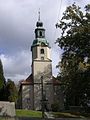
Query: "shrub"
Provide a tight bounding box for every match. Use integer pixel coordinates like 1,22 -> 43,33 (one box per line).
51,102 -> 60,112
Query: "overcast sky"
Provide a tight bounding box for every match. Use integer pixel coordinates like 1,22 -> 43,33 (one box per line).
0,0 -> 89,82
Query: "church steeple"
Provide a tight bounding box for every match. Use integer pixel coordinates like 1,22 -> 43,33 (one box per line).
36,9 -> 43,28
31,11 -> 49,51
35,10 -> 45,38
31,12 -> 53,110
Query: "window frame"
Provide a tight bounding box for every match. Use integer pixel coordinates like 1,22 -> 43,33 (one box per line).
40,48 -> 44,54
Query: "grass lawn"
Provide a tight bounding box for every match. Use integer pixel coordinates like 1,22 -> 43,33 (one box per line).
16,109 -> 78,118
53,112 -> 80,118
16,109 -> 90,118
16,109 -> 42,118
53,112 -> 90,118
0,110 -> 90,119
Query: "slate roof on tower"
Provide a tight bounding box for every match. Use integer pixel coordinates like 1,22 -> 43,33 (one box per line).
31,39 -> 49,48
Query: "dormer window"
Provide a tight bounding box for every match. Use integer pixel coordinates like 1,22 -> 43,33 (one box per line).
41,49 -> 44,54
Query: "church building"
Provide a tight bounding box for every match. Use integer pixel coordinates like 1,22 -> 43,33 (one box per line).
18,12 -> 63,110
31,13 -> 54,110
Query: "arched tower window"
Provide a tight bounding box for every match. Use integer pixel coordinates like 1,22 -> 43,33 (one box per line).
40,31 -> 42,37
41,49 -> 44,54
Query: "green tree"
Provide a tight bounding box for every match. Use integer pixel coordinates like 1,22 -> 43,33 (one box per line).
0,59 -> 6,100
56,3 -> 90,109
5,79 -> 18,104
0,59 -> 6,88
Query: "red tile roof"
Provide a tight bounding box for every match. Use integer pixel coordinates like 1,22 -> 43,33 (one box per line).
52,76 -> 61,86
20,74 -> 33,85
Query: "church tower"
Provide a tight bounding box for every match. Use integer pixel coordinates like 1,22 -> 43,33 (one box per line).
31,11 -> 54,110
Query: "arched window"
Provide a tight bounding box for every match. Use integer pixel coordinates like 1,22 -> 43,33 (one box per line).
40,49 -> 44,54
40,31 -> 42,37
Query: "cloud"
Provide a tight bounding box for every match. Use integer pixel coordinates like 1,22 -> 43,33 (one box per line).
0,47 -> 61,81
52,47 -> 60,76
0,0 -> 35,54
0,0 -> 89,82
0,50 -> 31,81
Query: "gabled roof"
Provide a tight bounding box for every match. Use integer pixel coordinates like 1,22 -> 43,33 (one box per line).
20,75 -> 61,86
52,76 -> 61,86
20,74 -> 33,85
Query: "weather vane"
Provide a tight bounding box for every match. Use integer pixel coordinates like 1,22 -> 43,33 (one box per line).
38,8 -> 40,21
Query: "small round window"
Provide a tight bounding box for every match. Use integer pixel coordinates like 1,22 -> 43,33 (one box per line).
41,49 -> 44,54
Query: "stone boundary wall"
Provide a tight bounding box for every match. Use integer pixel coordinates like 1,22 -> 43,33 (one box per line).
0,101 -> 16,117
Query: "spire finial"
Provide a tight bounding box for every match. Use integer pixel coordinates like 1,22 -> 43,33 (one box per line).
38,8 -> 40,21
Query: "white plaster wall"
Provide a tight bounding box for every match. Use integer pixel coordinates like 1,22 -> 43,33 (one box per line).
32,46 -> 51,60
33,61 -> 52,83
22,85 -> 34,109
32,44 -> 54,110
32,46 -> 37,60
32,60 -> 54,110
